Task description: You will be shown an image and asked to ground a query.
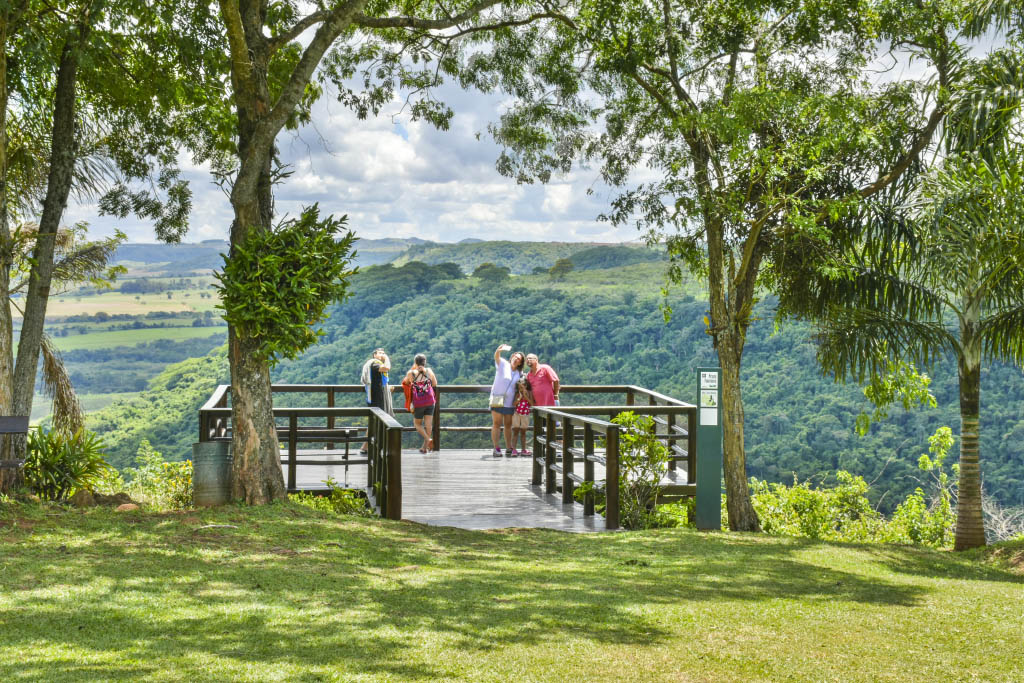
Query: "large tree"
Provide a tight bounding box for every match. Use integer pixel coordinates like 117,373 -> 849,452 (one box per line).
0,0 -> 202,489
207,0 -> 567,502
481,0 -> 1008,530
793,41 -> 1024,550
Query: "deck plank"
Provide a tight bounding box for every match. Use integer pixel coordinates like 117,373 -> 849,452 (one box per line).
288,448 -> 615,532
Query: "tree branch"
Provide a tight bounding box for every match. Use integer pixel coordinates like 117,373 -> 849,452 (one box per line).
267,10 -> 330,53
217,0 -> 253,90
857,103 -> 945,199
353,0 -> 503,31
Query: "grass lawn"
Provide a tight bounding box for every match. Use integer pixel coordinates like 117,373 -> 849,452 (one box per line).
48,326 -> 228,352
0,502 -> 1021,682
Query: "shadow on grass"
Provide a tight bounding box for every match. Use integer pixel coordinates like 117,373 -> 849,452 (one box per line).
0,504 -> 978,679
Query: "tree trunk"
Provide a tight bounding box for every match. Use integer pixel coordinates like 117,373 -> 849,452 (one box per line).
11,38 -> 82,441
0,28 -> 20,493
954,304 -> 985,550
704,207 -> 761,532
226,8 -> 286,503
719,334 -> 760,531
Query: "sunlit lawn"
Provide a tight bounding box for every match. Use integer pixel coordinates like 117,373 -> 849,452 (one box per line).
0,502 -> 1021,682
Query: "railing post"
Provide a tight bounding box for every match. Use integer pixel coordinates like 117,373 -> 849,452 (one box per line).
687,408 -> 697,485
327,388 -> 335,450
432,387 -> 441,451
583,424 -> 595,516
667,412 -> 677,472
545,413 -> 557,494
531,408 -> 542,485
562,419 -> 575,504
287,414 -> 298,492
386,426 -> 403,520
367,413 -> 376,489
605,425 -> 620,530
626,387 -> 634,406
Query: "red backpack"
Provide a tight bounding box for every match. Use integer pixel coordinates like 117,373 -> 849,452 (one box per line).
411,370 -> 435,407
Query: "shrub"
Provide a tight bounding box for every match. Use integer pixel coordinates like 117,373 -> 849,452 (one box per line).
888,427 -> 956,547
23,427 -> 112,502
610,412 -> 670,530
748,430 -> 956,548
751,471 -> 888,542
290,478 -> 371,517
121,440 -> 193,510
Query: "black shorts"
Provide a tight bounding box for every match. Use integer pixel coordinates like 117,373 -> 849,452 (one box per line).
413,404 -> 435,419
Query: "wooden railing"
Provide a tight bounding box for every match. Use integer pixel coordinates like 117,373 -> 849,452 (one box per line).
197,384 -> 698,525
198,386 -> 403,519
531,401 -> 698,531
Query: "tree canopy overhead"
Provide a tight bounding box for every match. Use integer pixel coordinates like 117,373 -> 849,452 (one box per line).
479,0 -> 1019,530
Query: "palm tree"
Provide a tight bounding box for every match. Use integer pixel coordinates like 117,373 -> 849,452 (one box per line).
807,47 -> 1024,549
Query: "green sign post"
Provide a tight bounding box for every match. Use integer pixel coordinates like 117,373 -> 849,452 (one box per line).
695,367 -> 723,530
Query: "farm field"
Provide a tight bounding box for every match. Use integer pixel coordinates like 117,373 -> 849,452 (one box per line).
30,392 -> 137,423
49,325 -> 228,351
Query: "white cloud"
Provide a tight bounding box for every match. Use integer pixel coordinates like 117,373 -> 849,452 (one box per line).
63,79 -> 636,245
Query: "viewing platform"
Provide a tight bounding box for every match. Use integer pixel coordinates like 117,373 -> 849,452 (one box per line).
199,384 -> 708,531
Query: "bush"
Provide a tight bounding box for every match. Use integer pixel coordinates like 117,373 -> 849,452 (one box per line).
290,478 -> 371,517
121,440 -> 193,510
23,427 -> 112,502
611,412 -> 670,530
748,429 -> 956,548
751,471 -> 889,542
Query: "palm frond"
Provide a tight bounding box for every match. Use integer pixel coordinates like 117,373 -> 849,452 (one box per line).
39,334 -> 84,436
944,48 -> 1024,158
964,0 -> 1023,38
51,232 -> 125,294
817,308 -> 957,382
979,304 -> 1024,366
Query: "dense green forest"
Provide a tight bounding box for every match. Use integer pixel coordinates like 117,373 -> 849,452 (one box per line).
87,256 -> 1024,510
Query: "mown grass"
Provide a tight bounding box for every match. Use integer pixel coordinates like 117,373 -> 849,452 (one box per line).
0,502 -> 1021,682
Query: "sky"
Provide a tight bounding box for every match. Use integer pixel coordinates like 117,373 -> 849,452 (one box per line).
66,82 -> 635,245
64,28 -> 1004,246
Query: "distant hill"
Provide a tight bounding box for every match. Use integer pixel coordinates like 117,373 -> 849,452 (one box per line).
112,242 -> 226,274
112,237 -> 430,274
111,238 -> 660,276
569,245 -> 664,270
390,240 -> 636,274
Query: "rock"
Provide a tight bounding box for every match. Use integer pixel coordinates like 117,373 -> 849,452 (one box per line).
95,492 -> 135,507
115,503 -> 140,512
69,490 -> 96,508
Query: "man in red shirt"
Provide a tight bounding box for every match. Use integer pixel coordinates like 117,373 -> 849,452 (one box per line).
525,353 -> 560,406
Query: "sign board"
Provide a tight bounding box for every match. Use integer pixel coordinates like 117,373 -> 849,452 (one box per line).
695,367 -> 722,530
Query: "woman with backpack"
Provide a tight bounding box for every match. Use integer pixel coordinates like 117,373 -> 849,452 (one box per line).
404,354 -> 438,453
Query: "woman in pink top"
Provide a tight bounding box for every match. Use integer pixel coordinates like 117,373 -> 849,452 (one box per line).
525,353 -> 560,406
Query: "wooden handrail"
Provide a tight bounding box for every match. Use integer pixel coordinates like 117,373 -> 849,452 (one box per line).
199,383 -> 697,528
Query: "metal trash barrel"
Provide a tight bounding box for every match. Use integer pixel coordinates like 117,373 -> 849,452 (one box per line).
192,441 -> 232,507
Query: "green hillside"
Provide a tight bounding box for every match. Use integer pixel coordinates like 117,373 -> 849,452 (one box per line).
390,240 -> 633,274
88,260 -> 1024,510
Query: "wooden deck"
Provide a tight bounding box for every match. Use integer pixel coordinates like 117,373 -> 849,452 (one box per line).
287,447 -> 693,532
288,448 -> 611,532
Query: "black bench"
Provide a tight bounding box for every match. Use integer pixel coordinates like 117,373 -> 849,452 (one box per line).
0,416 -> 29,469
